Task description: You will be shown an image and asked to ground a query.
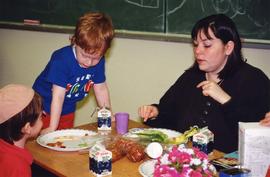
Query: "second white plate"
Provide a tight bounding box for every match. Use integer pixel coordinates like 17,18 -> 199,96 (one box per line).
37,129 -> 98,151
139,160 -> 157,177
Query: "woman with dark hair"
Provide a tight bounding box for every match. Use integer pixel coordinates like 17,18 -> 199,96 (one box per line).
138,14 -> 269,153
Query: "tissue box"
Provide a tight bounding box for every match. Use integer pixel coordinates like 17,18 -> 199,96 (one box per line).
97,107 -> 111,130
192,128 -> 214,154
89,143 -> 112,176
239,122 -> 270,177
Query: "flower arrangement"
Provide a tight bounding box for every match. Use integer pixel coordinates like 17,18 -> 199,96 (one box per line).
153,145 -> 216,177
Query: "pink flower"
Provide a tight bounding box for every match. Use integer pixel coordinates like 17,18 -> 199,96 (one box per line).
153,145 -> 216,177
193,147 -> 208,160
189,170 -> 203,177
168,149 -> 191,164
154,164 -> 180,177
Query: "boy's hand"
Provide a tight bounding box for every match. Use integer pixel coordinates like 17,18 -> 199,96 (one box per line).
40,126 -> 55,135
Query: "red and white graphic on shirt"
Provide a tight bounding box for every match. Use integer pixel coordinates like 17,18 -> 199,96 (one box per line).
84,80 -> 94,92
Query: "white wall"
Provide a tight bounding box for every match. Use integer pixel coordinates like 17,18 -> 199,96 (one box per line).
0,28 -> 269,126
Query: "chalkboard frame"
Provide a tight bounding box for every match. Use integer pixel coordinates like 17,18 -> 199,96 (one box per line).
1,0 -> 270,47
1,21 -> 270,49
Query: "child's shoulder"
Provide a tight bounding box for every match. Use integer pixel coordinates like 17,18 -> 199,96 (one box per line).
53,45 -> 73,55
51,45 -> 74,59
49,45 -> 75,65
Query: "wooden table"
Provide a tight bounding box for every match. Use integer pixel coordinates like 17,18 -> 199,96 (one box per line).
27,120 -> 150,177
26,120 -> 224,177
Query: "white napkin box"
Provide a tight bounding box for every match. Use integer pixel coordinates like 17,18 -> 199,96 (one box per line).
239,122 -> 270,177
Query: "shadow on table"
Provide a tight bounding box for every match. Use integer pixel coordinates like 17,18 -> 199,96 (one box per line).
32,163 -> 58,177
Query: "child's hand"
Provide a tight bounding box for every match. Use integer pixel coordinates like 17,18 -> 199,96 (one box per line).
40,126 -> 55,135
111,114 -> 115,121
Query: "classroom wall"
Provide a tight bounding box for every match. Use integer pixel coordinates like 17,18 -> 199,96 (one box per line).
0,28 -> 270,126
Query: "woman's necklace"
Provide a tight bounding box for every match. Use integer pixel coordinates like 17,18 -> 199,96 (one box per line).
218,79 -> 224,86
206,73 -> 224,85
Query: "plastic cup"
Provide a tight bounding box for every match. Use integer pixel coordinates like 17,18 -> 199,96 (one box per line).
115,112 -> 129,134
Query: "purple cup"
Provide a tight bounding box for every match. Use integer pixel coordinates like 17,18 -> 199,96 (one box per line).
115,112 -> 129,134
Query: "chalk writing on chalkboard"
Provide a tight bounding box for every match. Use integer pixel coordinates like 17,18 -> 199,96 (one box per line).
125,0 -> 160,8
167,0 -> 270,40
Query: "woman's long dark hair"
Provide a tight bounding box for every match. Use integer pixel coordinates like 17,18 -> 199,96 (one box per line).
190,14 -> 245,79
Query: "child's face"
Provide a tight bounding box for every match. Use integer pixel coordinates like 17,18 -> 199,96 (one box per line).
75,45 -> 103,68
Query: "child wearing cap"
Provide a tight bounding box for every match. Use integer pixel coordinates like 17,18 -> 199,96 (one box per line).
32,12 -> 114,135
0,84 -> 43,177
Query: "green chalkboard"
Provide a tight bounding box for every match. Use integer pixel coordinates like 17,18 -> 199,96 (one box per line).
0,0 -> 165,33
0,0 -> 270,42
167,0 -> 270,41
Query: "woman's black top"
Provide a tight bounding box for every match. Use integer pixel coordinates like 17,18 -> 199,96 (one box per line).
145,62 -> 269,153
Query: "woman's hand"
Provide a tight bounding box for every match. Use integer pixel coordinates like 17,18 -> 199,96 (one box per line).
138,105 -> 159,122
260,112 -> 270,126
197,80 -> 231,104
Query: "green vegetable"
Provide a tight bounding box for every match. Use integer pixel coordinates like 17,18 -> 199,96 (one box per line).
168,126 -> 199,145
78,142 -> 89,147
136,130 -> 168,143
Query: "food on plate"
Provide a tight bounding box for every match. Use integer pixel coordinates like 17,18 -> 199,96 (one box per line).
78,142 -> 89,147
168,126 -> 199,144
52,133 -> 89,141
135,129 -> 168,143
45,134 -> 89,149
127,127 -> 199,145
54,135 -> 79,141
46,141 -> 66,148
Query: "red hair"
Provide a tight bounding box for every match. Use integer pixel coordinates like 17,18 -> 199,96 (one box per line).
71,12 -> 114,55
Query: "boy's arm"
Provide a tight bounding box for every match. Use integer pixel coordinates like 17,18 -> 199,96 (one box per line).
93,82 -> 112,110
40,84 -> 65,134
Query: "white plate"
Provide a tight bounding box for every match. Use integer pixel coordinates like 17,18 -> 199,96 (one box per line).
124,128 -> 182,139
139,160 -> 157,177
37,129 -> 98,151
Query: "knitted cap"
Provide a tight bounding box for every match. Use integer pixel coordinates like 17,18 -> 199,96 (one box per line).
0,84 -> 34,124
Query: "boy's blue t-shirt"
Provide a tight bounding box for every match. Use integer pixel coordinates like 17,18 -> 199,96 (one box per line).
33,45 -> 106,115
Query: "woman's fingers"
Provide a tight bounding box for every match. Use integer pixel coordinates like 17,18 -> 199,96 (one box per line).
138,105 -> 156,122
260,113 -> 270,126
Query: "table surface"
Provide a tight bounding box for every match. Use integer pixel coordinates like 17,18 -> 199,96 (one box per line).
26,120 -> 223,177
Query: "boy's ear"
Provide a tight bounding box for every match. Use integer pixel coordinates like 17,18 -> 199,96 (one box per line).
21,122 -> 31,135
